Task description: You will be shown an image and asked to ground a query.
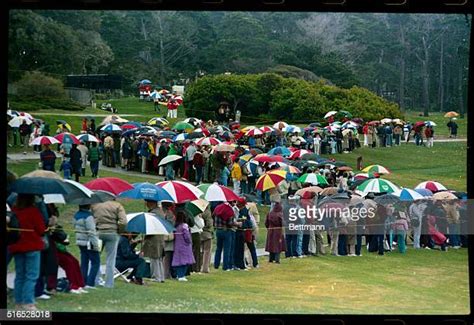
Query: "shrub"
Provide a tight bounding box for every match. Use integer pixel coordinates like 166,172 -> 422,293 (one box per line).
14,71 -> 66,99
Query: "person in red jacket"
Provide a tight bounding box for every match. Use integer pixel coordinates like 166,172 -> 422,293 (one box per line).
9,194 -> 46,311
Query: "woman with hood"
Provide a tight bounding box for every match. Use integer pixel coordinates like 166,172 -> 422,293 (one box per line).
265,202 -> 286,263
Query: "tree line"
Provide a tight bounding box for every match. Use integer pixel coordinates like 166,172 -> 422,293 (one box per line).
8,10 -> 471,115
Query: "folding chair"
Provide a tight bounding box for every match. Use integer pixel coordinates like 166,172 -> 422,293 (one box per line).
114,267 -> 133,282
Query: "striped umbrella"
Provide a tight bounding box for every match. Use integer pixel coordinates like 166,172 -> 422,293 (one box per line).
415,181 -> 447,193
155,181 -> 203,203
198,183 -> 240,202
362,165 -> 391,175
54,132 -> 80,145
259,126 -> 274,133
268,146 -> 292,157
245,128 -> 264,137
279,165 -> 301,175
297,173 -> 329,186
100,123 -> 122,132
255,170 -> 287,191
393,188 -> 425,201
147,117 -> 169,126
357,178 -> 400,194
30,136 -> 59,146
414,188 -> 433,197
84,177 -> 134,196
289,149 -> 311,160
126,213 -> 175,235
196,137 -> 221,146
239,154 -> 254,166
185,199 -> 209,217
324,111 -> 338,119
77,133 -> 100,143
173,122 -> 195,132
241,126 -> 257,132
119,182 -> 174,202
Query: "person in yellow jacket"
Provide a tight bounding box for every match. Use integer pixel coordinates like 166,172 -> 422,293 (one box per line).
231,157 -> 242,196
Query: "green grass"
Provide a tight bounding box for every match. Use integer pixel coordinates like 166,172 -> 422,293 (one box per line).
403,111 -> 467,138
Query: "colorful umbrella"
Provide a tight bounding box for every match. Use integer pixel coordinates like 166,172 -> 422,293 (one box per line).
362,165 -> 391,175
259,126 -> 274,133
173,133 -> 188,142
356,178 -> 400,194
245,128 -> 264,137
185,199 -> 209,217
11,177 -> 82,196
8,116 -> 33,127
424,121 -> 437,127
297,173 -> 329,186
285,125 -> 302,133
241,126 -> 257,132
279,165 -> 301,175
238,154 -> 254,166
289,149 -> 311,160
147,117 -> 169,126
295,186 -> 323,197
268,146 -> 292,157
414,188 -> 433,197
121,123 -> 141,130
119,182 -> 174,202
126,213 -> 175,235
253,154 -> 285,163
198,183 -> 240,202
393,188 -> 425,201
255,170 -> 287,191
415,181 -> 447,193
213,203 -> 235,221
54,132 -> 80,145
338,110 -> 353,119
273,121 -> 289,130
100,123 -> 122,132
214,144 -> 236,152
433,191 -> 458,200
196,137 -> 221,146
381,118 -> 393,124
84,177 -> 134,196
173,122 -> 194,132
184,117 -> 202,126
155,181 -> 203,203
69,190 -> 116,205
76,133 -> 100,143
444,111 -> 459,118
30,136 -> 59,146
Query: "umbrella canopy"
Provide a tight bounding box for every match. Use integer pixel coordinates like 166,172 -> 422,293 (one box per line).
76,133 -> 100,143
413,121 -> 425,129
30,136 -> 59,146
381,118 -> 393,124
424,121 -> 437,127
214,144 -> 236,152
253,154 -> 285,163
353,173 -> 373,181
393,188 -> 425,201
433,191 -> 458,200
126,213 -> 175,235
139,79 -> 152,84
320,187 -> 338,196
155,181 -> 203,203
121,122 -> 142,130
415,181 -> 447,193
324,111 -> 338,119
213,203 -> 235,221
69,190 -> 116,205
259,126 -> 274,133
374,194 -> 401,205
273,121 -> 289,130
11,177 -> 77,195
159,155 -> 182,166
198,183 -> 240,202
414,188 -> 433,197
337,166 -> 353,172
100,123 -> 122,133
279,165 -> 302,175
284,125 -> 302,133
295,186 -> 323,197
238,154 -> 254,166
8,116 -> 33,128
297,173 -> 329,186
147,117 -> 169,126
173,122 -> 195,132
289,149 -> 311,160
184,117 -> 202,126
23,170 -> 62,180
342,121 -> 358,129
444,111 -> 459,118
255,170 -> 287,191
245,128 -> 264,137
362,165 -> 391,175
196,137 -> 221,146
185,199 -> 209,217
43,194 -> 66,204
173,133 -> 188,142
54,132 -> 80,145
84,177 -> 134,196
268,146 -> 292,157
392,119 -> 405,125
356,178 -> 400,194
119,182 -> 174,202
300,153 -> 320,161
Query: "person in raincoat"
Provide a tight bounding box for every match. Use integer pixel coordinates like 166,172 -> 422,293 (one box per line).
265,202 -> 286,263
172,211 -> 195,281
142,200 -> 166,282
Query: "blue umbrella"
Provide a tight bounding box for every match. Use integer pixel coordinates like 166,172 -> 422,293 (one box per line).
268,146 -> 292,157
414,188 -> 433,197
126,212 -> 175,235
100,124 -> 122,132
173,133 -> 188,142
139,79 -> 152,84
160,131 -> 177,139
394,188 -> 425,201
122,129 -> 138,137
119,182 -> 174,202
11,177 -> 78,195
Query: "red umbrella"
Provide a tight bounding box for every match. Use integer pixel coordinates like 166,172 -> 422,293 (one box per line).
54,132 -> 80,145
84,177 -> 134,196
213,202 -> 235,222
121,123 -> 139,130
253,154 -> 285,163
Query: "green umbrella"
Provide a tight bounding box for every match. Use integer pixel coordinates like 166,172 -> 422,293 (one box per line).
184,199 -> 209,217
172,121 -> 195,132
338,110 -> 353,119
356,178 -> 400,194
297,173 -> 329,186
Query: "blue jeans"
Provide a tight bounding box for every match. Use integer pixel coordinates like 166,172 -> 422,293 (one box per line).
90,160 -> 99,176
296,233 -> 303,256
98,232 -> 119,288
396,230 -> 406,253
174,265 -> 188,278
338,235 -> 347,256
448,224 -> 461,247
285,235 -> 298,257
195,166 -> 203,184
14,251 -> 41,304
79,246 -> 100,287
214,230 -> 232,270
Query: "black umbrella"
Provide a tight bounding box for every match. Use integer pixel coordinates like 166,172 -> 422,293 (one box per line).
69,190 -> 116,205
374,194 -> 400,205
160,131 -> 177,138
11,177 -> 77,195
301,153 -> 320,161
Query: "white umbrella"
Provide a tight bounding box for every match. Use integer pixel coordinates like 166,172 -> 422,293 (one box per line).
101,115 -> 128,125
100,123 -> 122,132
77,133 -> 100,143
381,118 -> 393,124
43,194 -> 66,204
324,111 -> 338,119
273,121 -> 289,130
8,116 -> 33,127
159,155 -> 182,166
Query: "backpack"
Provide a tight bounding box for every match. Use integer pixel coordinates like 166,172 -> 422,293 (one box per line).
7,211 -> 21,245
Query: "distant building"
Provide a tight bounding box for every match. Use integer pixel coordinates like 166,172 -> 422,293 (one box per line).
65,74 -> 124,92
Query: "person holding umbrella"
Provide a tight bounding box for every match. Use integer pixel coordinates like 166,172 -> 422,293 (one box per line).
142,199 -> 166,283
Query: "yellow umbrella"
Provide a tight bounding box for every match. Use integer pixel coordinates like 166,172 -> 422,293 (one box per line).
444,111 -> 459,118
255,170 -> 287,192
241,126 -> 257,132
